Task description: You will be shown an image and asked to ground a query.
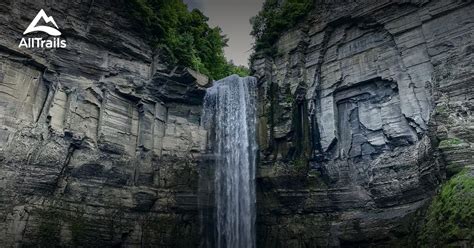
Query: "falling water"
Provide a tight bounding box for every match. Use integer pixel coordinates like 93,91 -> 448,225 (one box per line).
201,75 -> 257,248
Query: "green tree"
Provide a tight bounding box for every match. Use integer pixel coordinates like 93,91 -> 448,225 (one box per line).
226,61 -> 250,77
126,0 -> 249,80
251,0 -> 313,55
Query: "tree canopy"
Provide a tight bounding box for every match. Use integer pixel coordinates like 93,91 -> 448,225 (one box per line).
251,0 -> 313,56
127,0 -> 249,79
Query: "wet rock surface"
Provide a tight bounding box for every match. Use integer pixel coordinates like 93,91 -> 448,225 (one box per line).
0,1 -> 208,247
252,0 -> 473,246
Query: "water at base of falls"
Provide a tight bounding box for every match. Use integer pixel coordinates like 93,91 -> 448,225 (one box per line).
200,75 -> 257,248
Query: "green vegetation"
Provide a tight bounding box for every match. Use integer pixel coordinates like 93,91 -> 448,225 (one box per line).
419,169 -> 474,246
227,63 -> 251,77
438,137 -> 463,148
438,138 -> 467,176
251,0 -> 314,55
435,104 -> 449,116
293,156 -> 309,174
126,0 -> 249,79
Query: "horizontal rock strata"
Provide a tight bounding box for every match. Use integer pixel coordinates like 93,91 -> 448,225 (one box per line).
252,0 -> 473,246
0,1 -> 209,247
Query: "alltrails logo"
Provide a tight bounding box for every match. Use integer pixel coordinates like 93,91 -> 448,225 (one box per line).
19,9 -> 67,49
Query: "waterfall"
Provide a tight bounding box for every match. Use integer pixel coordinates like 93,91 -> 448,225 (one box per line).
201,75 -> 257,248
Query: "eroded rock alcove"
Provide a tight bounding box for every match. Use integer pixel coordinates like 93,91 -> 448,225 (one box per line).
252,0 -> 473,246
334,78 -> 415,159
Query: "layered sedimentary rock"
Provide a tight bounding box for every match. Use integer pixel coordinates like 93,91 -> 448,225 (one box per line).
0,1 -> 209,247
252,0 -> 473,246
1,0 -> 472,247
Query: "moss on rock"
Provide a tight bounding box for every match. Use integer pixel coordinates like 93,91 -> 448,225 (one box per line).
419,169 -> 474,247
438,138 -> 463,148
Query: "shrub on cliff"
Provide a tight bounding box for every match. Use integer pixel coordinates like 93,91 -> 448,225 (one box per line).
226,62 -> 251,77
419,169 -> 474,246
126,0 -> 248,79
251,0 -> 313,55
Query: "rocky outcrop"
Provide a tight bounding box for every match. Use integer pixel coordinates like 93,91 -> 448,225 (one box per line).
252,0 -> 473,246
0,1 -> 209,247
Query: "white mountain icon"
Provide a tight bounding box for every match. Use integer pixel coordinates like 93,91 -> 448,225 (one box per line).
23,9 -> 61,36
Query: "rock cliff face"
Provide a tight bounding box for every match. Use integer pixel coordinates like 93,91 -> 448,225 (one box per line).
0,1 -> 209,247
252,0 -> 473,246
1,0 -> 473,247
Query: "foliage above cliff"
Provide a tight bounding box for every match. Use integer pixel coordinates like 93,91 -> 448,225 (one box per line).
126,0 -> 248,79
251,0 -> 313,55
419,169 -> 474,246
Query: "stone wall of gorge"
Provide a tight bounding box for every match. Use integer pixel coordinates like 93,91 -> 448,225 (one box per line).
0,1 -> 209,246
251,0 -> 473,246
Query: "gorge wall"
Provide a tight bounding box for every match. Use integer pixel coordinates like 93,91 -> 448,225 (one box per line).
0,1 -> 209,247
0,0 -> 472,247
252,0 -> 473,247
